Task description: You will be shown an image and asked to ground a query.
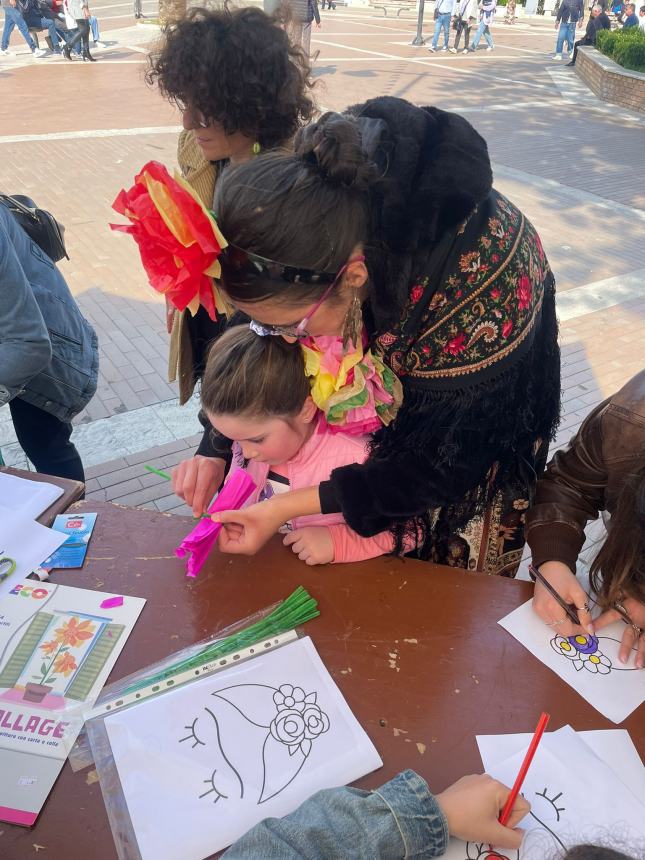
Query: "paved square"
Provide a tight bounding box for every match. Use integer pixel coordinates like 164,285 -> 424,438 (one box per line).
1,2 -> 643,513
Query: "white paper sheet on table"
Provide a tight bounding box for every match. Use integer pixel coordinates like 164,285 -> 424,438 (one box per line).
0,509 -> 67,595
443,726 -> 645,860
498,597 -> 645,723
0,473 -> 63,519
105,635 -> 383,860
476,728 -> 645,800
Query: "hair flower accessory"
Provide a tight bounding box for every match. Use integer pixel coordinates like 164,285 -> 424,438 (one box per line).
301,332 -> 402,435
111,160 -> 228,320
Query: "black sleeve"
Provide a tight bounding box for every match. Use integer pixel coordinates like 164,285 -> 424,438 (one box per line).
195,408 -> 233,463
323,391 -> 499,536
323,299 -> 560,538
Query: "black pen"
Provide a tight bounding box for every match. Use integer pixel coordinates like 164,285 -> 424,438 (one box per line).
529,564 -> 581,627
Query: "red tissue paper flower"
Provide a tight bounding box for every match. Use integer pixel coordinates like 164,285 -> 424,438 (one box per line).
111,160 -> 227,320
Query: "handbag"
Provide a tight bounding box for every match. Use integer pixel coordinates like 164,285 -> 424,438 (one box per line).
0,193 -> 69,263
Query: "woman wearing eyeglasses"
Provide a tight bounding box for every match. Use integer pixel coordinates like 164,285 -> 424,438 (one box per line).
526,370 -> 645,669
144,6 -> 315,419
174,98 -> 561,574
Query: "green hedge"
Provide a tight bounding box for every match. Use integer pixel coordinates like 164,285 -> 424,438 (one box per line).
596,26 -> 645,73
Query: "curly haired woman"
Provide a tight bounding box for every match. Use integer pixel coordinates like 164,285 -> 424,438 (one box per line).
145,6 -> 316,411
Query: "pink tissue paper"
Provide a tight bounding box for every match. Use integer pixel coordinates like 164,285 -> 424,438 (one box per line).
174,469 -> 256,578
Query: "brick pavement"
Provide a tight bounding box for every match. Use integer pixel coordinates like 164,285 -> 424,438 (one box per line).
1,8 -> 643,515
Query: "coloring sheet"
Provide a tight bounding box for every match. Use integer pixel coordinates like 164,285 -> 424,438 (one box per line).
498,597 -> 644,723
0,580 -> 145,825
476,728 -> 645,801
443,726 -> 645,860
104,635 -> 383,860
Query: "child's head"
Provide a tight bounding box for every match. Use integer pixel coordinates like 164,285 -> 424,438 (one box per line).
201,325 -> 315,465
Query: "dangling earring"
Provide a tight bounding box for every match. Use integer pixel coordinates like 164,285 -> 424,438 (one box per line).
342,290 -> 363,349
252,142 -> 261,155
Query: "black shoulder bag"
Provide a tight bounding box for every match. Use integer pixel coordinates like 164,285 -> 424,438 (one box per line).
0,193 -> 69,263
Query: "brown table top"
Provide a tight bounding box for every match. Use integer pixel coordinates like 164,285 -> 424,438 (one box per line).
0,466 -> 84,526
3,500 -> 643,860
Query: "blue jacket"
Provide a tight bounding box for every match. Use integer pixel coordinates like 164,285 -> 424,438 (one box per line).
0,203 -> 98,422
223,770 -> 449,859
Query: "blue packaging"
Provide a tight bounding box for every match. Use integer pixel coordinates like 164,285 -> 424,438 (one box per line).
41,513 -> 98,569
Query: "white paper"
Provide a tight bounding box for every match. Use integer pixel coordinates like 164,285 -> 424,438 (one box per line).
0,510 -> 67,592
443,726 -> 645,860
0,580 -> 145,824
0,473 -> 63,520
477,728 -> 645,800
105,636 -> 383,860
498,598 -> 645,723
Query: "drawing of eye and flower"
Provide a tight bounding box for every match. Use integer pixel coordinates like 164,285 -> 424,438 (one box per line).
550,634 -> 612,674
273,684 -> 307,713
269,692 -> 330,759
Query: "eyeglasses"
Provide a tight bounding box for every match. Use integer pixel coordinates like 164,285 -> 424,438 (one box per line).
219,246 -> 365,339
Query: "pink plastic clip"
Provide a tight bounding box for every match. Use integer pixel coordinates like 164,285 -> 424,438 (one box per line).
174,469 -> 256,578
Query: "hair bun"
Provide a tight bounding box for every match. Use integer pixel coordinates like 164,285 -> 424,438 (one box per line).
295,112 -> 373,190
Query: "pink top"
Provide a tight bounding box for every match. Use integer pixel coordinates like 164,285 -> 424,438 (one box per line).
228,419 -> 396,563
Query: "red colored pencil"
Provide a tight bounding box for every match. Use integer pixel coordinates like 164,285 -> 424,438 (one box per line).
498,712 -> 550,826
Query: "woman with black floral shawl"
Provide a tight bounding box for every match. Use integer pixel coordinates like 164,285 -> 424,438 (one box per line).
177,97 -> 561,576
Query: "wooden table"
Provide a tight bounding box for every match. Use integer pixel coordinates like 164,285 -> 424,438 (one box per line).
0,466 -> 84,526
2,500 -> 643,860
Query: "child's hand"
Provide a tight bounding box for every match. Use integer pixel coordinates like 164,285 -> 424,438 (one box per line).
436,773 -> 530,848
283,527 -> 334,565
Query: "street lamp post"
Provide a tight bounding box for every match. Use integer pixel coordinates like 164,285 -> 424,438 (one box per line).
411,0 -> 427,45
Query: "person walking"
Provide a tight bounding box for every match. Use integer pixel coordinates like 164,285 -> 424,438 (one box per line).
1,0 -> 46,55
566,3 -> 609,65
62,0 -> 94,60
429,0 -> 454,52
18,0 -> 61,52
289,0 -> 320,57
468,0 -> 497,50
0,201 -> 98,482
450,0 -> 477,51
553,0 -> 584,60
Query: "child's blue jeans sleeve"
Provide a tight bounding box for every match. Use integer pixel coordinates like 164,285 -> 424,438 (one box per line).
222,769 -> 450,859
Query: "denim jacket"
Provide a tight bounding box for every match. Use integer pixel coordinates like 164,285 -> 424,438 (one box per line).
223,770 -> 450,859
0,204 -> 98,422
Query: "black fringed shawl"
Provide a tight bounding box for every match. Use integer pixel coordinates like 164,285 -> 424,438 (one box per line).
319,98 -> 561,555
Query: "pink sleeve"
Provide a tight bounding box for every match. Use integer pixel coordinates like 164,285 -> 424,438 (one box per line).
327,523 -> 396,563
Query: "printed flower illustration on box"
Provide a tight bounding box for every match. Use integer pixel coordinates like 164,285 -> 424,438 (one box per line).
179,681 -> 331,807
550,634 -> 612,674
0,610 -> 126,709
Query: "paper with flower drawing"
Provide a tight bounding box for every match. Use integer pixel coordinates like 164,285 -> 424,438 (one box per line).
104,635 -> 383,860
443,725 -> 645,860
498,598 -> 645,723
0,580 -> 144,825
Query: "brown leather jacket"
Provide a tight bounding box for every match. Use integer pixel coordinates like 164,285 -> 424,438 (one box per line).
526,370 -> 645,573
